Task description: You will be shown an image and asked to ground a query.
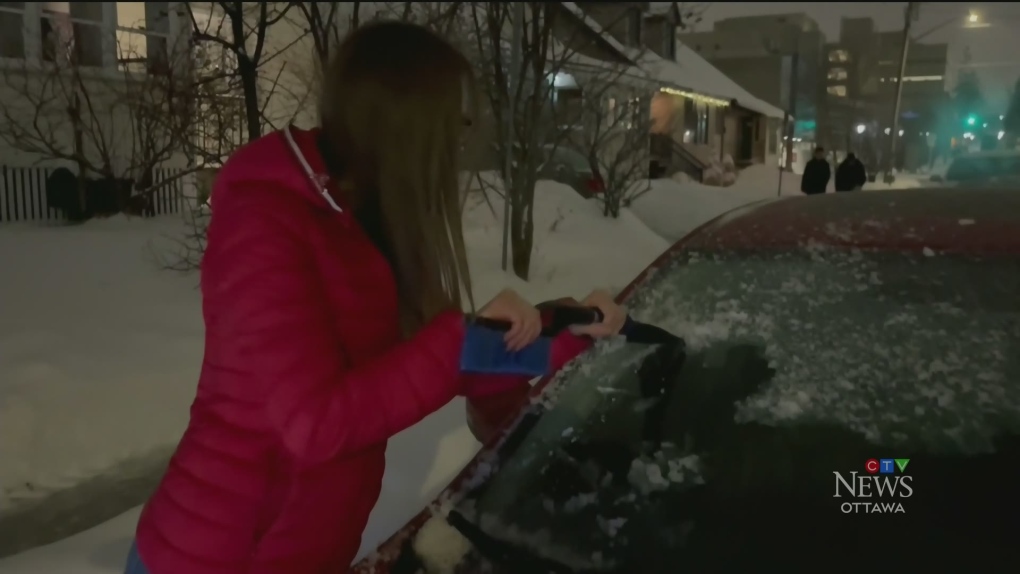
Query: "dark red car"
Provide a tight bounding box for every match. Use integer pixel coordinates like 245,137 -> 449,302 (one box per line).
354,187 -> 1020,573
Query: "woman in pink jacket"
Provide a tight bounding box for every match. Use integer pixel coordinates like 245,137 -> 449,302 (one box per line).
128,20 -> 626,574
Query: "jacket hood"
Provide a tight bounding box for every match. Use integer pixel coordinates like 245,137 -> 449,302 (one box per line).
213,125 -> 347,214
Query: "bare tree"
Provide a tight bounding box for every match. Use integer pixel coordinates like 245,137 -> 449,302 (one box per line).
156,2 -> 311,271
467,3 -> 545,279
184,2 -> 301,144
0,12 -> 195,217
467,3 -> 653,279
572,81 -> 656,218
295,1 -> 360,65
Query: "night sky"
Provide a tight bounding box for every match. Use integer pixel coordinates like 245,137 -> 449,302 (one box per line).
680,2 -> 1020,111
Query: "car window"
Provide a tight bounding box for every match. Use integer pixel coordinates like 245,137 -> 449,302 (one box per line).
449,246 -> 1020,570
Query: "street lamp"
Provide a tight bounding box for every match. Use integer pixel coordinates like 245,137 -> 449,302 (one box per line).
856,124 -> 866,134
884,5 -> 984,183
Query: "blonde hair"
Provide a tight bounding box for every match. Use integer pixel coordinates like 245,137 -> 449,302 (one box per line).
320,21 -> 476,333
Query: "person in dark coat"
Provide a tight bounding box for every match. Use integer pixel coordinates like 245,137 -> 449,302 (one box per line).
834,152 -> 868,192
800,146 -> 831,195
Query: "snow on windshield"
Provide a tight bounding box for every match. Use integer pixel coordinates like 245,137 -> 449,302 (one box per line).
623,246 -> 1020,453
416,244 -> 1019,569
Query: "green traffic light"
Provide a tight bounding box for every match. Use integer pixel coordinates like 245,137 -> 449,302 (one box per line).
966,116 -> 976,125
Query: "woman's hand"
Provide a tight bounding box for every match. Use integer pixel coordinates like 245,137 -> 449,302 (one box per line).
477,288 -> 542,351
570,289 -> 627,339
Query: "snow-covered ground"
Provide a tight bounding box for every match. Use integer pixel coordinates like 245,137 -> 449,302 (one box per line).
0,166 -> 925,572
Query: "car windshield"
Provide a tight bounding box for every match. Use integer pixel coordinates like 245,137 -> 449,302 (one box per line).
944,154 -> 1020,182
443,244 -> 1020,571
545,145 -> 593,173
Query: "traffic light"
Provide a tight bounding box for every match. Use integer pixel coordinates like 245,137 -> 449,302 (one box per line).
966,115 -> 977,126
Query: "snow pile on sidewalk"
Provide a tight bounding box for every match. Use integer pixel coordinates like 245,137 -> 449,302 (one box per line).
627,167 -> 802,243
463,173 -> 670,300
0,179 -> 668,572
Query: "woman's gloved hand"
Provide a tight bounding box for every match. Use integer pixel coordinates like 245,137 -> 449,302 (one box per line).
477,288 -> 541,351
569,289 -> 627,338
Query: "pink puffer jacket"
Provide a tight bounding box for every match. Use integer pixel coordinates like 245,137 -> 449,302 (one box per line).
134,127 -> 590,574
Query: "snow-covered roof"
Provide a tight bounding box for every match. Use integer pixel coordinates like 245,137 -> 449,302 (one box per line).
670,41 -> 786,119
562,49 -> 654,90
558,2 -> 786,120
555,2 -> 653,90
559,2 -> 632,61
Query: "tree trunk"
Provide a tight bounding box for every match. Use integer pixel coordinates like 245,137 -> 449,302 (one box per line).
510,182 -> 535,280
238,59 -> 262,143
63,80 -> 88,214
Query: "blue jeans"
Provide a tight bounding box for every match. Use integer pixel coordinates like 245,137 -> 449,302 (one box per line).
124,542 -> 150,574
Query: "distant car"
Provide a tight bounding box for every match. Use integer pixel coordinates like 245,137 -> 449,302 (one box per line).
929,149 -> 1020,187
354,187 -> 1020,573
539,144 -> 605,198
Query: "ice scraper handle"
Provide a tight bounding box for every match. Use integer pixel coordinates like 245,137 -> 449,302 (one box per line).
469,304 -> 604,337
538,302 -> 604,334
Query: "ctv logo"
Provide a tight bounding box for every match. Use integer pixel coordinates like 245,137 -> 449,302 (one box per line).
833,458 -> 913,514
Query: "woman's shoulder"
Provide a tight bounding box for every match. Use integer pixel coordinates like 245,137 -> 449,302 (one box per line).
210,132 -> 321,214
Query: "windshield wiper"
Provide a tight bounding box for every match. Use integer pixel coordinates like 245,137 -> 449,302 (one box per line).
446,510 -> 602,574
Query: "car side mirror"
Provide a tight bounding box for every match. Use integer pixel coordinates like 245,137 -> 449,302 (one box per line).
929,174 -> 943,183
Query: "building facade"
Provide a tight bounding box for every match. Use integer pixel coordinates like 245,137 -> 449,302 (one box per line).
824,17 -> 948,171
678,13 -> 827,143
576,1 -> 783,180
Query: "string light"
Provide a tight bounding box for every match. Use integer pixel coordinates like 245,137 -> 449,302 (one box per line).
658,87 -> 730,107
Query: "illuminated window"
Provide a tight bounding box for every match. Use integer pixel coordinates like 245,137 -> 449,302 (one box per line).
2,2 -> 179,72
41,3 -> 105,67
828,68 -> 848,81
827,85 -> 847,97
116,2 -> 171,74
903,75 -> 944,82
828,49 -> 849,63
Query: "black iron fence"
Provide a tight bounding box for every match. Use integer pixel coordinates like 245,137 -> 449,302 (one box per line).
0,165 -> 194,224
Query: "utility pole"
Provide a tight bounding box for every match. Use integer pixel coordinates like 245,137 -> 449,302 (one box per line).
500,2 -> 524,271
884,2 -> 917,184
785,51 -> 800,170
777,46 -> 800,196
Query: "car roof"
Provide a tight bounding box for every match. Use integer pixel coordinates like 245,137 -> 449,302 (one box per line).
681,187 -> 1020,255
951,149 -> 1020,160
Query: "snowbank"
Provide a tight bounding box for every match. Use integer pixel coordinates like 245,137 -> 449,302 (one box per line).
0,180 -> 668,571
627,180 -> 769,243
463,174 -> 670,300
627,165 -> 804,244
